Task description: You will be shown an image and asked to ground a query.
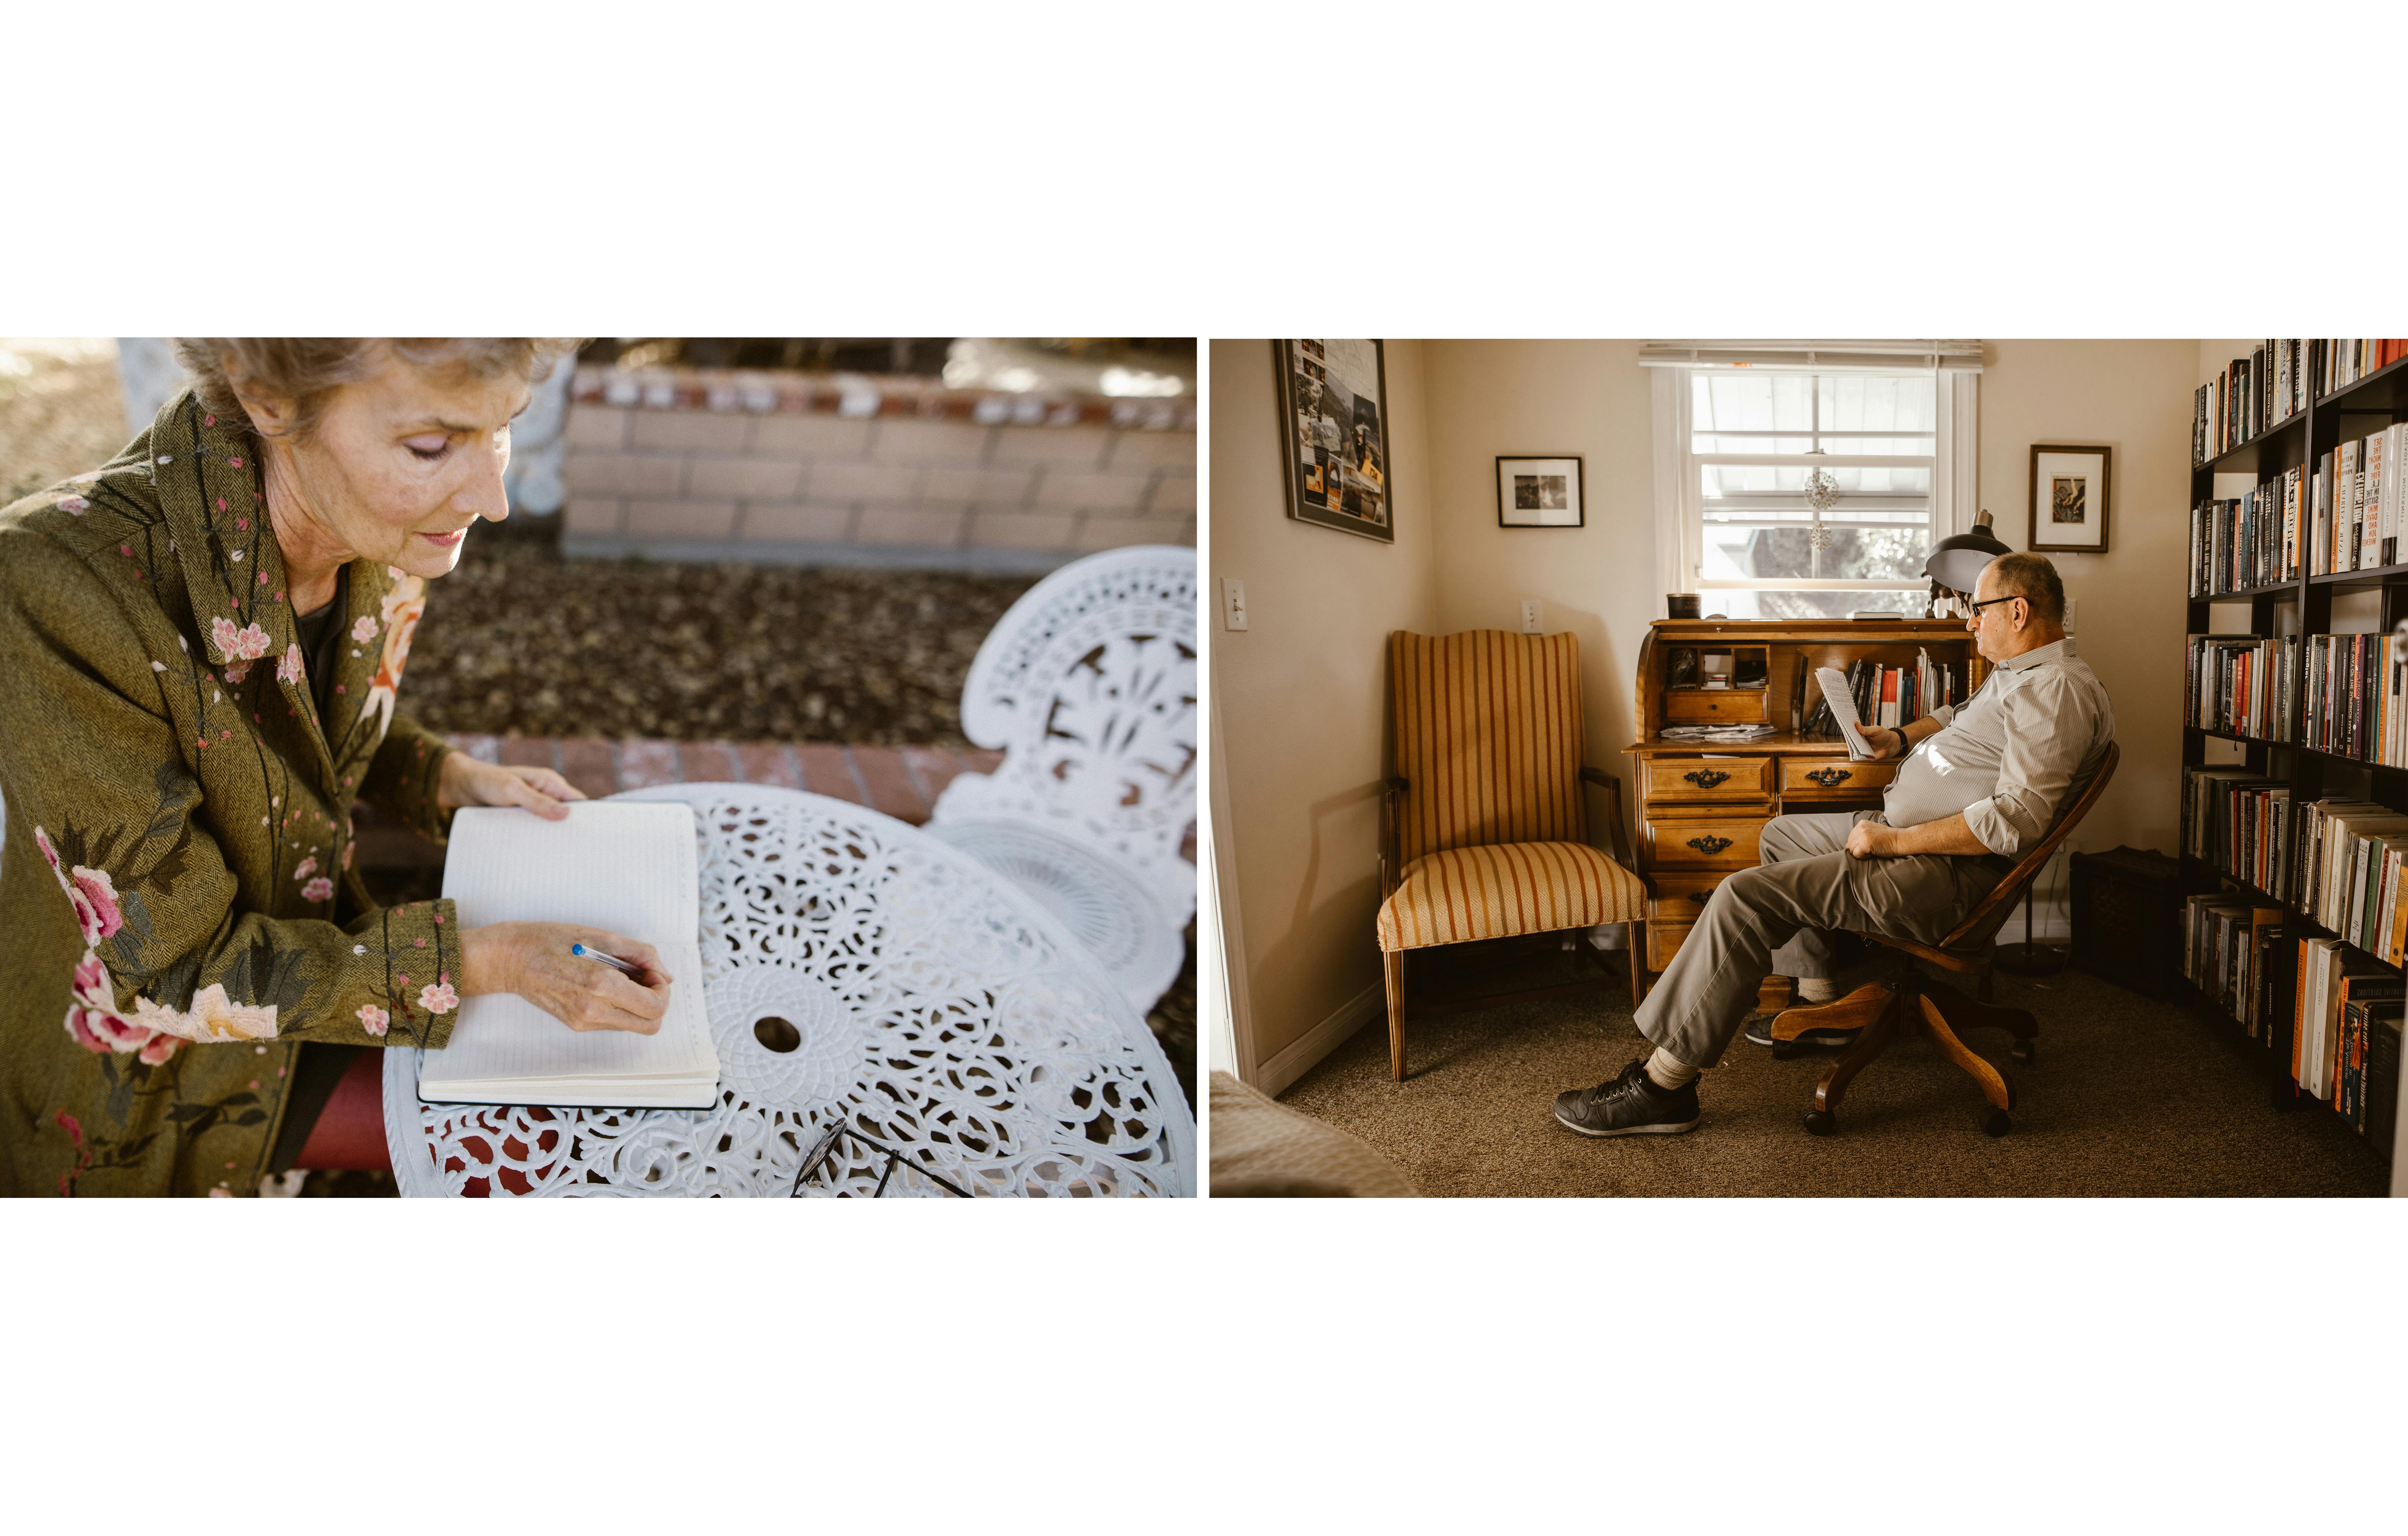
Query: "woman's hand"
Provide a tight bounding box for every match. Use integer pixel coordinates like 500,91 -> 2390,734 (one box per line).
457,922 -> 672,1034
437,753 -> 586,820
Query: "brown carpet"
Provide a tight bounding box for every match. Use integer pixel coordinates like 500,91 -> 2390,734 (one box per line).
1278,947 -> 2391,1197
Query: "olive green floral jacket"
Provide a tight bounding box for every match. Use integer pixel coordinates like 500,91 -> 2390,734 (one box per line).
1,391 -> 462,1197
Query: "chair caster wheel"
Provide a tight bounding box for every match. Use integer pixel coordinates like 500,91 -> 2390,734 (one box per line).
1980,1107 -> 2011,1137
1803,1109 -> 1835,1136
1772,1042 -> 1799,1061
2010,1040 -> 2035,1065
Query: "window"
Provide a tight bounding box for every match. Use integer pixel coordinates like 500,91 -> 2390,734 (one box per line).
1648,344 -> 1979,621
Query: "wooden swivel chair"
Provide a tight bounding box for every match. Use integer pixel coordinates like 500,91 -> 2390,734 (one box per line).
1767,740 -> 2118,1138
1376,630 -> 1649,1081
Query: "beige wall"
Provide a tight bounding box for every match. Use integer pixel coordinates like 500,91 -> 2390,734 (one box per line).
1209,341 -> 1437,1069
1422,341 -> 1659,795
1977,341 -> 2199,870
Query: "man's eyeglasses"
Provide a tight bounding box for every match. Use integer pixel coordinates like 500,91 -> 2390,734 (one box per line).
1965,593 -> 2024,618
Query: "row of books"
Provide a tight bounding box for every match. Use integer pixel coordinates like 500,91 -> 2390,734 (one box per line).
2292,798 -> 2408,963
2309,425 -> 2408,575
2184,634 -> 2294,741
1800,654 -> 1967,737
2318,339 -> 2408,398
2183,767 -> 2293,901
2180,892 -> 2286,1041
2188,467 -> 2302,593
2301,632 -> 2408,764
2293,937 -> 2401,1132
2195,341 -> 2309,463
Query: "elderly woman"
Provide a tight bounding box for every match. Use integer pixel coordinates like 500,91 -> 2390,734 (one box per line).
0,339 -> 672,1197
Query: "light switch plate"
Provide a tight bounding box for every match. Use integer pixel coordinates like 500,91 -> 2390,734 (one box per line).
1223,577 -> 1249,632
1520,598 -> 1543,634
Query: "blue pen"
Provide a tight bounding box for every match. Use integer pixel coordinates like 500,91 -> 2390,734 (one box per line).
571,942 -> 644,977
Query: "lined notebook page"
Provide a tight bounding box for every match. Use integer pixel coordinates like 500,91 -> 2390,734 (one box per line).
418,802 -> 715,1101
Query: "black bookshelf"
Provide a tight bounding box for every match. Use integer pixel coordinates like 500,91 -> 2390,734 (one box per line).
2183,342 -> 2408,1143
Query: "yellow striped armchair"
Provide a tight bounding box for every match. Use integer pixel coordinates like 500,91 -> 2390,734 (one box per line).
1377,630 -> 1648,1080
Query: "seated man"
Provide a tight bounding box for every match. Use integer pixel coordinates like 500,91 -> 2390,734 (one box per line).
1554,550 -> 2116,1137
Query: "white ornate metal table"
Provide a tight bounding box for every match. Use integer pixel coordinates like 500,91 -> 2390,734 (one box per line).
381,784 -> 1194,1196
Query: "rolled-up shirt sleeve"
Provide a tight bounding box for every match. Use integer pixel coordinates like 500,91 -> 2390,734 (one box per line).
1960,673 -> 2088,857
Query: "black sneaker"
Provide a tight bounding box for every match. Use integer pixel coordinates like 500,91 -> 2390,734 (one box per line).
1742,1011 -> 1862,1050
1553,1059 -> 1701,1137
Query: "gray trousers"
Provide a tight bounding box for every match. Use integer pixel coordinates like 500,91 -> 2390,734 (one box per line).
1631,810 -> 2002,1070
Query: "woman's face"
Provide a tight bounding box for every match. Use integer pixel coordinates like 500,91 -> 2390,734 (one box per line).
262,348 -> 529,581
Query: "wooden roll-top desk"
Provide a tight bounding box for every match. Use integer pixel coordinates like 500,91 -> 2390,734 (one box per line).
1626,618 -> 1988,983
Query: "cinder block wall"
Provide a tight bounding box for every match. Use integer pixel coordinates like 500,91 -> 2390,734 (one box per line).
560,366 -> 1196,571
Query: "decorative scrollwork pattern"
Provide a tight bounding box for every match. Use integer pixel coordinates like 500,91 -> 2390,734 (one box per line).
1682,768 -> 1730,789
382,785 -> 1194,1198
1805,768 -> 1853,787
1686,834 -> 1734,856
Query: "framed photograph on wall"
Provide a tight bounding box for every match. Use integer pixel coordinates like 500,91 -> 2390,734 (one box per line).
1496,455 -> 1585,527
2029,444 -> 2111,554
1272,339 -> 1392,542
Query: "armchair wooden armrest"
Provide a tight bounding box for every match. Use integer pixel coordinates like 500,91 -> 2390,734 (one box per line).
1380,776 -> 1409,899
1578,765 -> 1636,871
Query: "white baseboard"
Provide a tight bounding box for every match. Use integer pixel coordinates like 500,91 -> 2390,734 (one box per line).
1254,979 -> 1384,1098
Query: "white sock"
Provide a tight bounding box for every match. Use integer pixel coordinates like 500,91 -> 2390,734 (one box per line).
1798,976 -> 1843,1004
1644,1048 -> 1699,1091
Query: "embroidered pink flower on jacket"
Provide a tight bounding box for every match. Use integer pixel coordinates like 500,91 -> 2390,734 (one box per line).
49,858 -> 124,947
351,615 -> 377,643
293,855 -> 319,882
418,982 -> 458,1015
130,984 -> 279,1045
65,1003 -> 153,1056
59,495 -> 88,515
35,826 -> 60,872
357,1004 -> 389,1036
302,877 -> 334,903
213,616 -> 272,662
223,661 -> 252,684
138,1032 -> 180,1065
277,643 -> 305,686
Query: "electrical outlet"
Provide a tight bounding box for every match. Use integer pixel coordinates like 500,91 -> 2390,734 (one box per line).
1520,598 -> 1543,634
1223,577 -> 1249,632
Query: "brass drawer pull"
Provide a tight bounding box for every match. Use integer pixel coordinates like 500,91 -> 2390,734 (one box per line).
1683,768 -> 1731,789
1805,767 -> 1852,787
1686,834 -> 1733,855
1686,890 -> 1711,906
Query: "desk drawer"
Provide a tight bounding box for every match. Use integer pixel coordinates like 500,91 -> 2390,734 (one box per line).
1647,920 -> 1694,972
1662,689 -> 1769,726
1643,756 -> 1776,802
1644,810 -> 1770,869
1648,872 -> 1729,923
1779,757 -> 1897,798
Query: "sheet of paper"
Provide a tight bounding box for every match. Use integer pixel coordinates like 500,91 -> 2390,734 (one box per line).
1813,667 -> 1876,762
417,802 -> 715,1101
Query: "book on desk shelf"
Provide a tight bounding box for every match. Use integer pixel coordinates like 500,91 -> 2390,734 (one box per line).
415,802 -> 720,1110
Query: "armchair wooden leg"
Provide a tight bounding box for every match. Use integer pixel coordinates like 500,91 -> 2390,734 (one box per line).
1626,922 -> 1644,1010
1383,949 -> 1408,1082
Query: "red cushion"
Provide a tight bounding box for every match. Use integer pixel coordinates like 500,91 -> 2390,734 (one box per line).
295,1048 -> 392,1172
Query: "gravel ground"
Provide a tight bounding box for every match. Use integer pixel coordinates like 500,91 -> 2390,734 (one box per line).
404,527 -> 1037,744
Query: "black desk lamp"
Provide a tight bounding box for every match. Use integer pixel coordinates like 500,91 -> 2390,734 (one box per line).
1923,512 -> 2064,975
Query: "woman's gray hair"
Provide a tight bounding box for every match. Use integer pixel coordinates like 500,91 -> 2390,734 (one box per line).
169,338 -> 581,440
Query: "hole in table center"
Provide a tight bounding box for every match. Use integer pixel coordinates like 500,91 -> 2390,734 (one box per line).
754,1015 -> 802,1053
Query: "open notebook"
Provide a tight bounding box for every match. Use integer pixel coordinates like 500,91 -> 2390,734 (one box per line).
416,802 -> 719,1109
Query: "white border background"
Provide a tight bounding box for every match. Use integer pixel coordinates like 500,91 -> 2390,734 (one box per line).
13,2 -> 2408,1532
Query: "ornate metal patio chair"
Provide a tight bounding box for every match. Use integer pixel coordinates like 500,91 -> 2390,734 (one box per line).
926,544 -> 1196,1014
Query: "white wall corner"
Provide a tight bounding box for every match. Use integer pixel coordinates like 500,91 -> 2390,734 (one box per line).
1205,648 -> 1256,1085
1252,978 -> 1384,1099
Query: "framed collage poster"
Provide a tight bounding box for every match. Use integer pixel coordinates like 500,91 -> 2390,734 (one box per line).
1273,339 -> 1393,542
2028,444 -> 2111,554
